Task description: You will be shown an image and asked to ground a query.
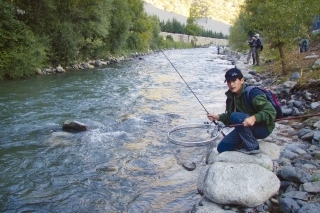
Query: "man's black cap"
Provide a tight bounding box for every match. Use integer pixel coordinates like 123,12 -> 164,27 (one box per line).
224,68 -> 243,82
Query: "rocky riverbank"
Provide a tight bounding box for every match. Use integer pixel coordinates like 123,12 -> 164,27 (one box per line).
193,49 -> 320,213
35,51 -> 154,75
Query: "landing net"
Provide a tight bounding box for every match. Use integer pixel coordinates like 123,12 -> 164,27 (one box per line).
167,122 -> 223,146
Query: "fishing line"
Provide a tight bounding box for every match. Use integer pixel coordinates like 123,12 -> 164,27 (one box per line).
160,50 -> 209,114
160,49 -> 226,140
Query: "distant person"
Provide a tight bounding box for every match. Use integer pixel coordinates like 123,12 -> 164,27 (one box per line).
254,34 -> 263,66
245,36 -> 256,65
217,45 -> 220,55
207,68 -> 276,154
299,38 -> 309,52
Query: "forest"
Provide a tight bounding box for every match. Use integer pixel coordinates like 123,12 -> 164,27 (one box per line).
1,0 -> 319,80
0,0 -> 230,80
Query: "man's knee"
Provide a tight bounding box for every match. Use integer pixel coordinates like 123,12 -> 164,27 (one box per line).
217,143 -> 227,153
217,141 -> 235,153
230,112 -> 246,124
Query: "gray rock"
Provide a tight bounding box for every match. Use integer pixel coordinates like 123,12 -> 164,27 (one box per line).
291,122 -> 304,129
301,131 -> 315,141
313,130 -> 320,143
298,128 -> 313,138
312,58 -> 320,69
203,162 -> 280,207
182,162 -> 196,171
195,197 -> 236,213
259,141 -> 281,160
293,101 -> 303,108
279,158 -> 292,167
313,121 -> 320,129
292,107 -> 302,116
301,182 -> 320,193
310,102 -> 320,110
292,159 -> 320,167
55,65 -> 66,73
281,149 -> 300,160
297,203 -> 320,213
303,117 -> 320,128
279,197 -> 300,213
282,108 -> 293,116
289,72 -> 300,81
282,81 -> 297,89
62,120 -> 87,132
213,151 -> 274,171
302,90 -> 312,101
282,191 -> 312,201
277,166 -> 313,183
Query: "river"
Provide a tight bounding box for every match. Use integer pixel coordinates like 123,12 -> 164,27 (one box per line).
0,48 -> 234,212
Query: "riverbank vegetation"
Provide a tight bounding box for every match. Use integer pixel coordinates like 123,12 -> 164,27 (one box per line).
159,18 -> 228,39
228,0 -> 320,80
0,0 -> 224,80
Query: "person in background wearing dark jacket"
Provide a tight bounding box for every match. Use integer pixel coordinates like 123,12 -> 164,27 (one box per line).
255,34 -> 262,66
245,36 -> 256,65
207,68 -> 276,154
299,38 -> 309,52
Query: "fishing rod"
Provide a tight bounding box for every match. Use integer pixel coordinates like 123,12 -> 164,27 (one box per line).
160,50 -> 209,114
227,113 -> 320,128
160,50 -> 226,137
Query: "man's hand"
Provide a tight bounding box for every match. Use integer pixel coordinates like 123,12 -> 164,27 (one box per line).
243,115 -> 256,127
207,113 -> 219,122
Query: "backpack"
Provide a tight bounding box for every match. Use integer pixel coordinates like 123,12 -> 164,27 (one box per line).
244,85 -> 283,119
257,38 -> 263,51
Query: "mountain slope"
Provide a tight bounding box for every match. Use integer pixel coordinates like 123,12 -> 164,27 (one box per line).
144,3 -> 230,35
143,0 -> 244,25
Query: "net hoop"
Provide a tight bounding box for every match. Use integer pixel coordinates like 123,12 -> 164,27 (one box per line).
167,123 -> 222,147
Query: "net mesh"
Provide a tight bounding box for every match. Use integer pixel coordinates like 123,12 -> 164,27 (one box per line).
168,122 -> 222,146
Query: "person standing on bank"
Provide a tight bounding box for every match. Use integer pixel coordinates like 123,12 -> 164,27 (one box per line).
255,34 -> 263,66
245,36 -> 256,65
207,68 -> 276,154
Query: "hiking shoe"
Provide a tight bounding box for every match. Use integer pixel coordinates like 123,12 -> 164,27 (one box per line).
237,148 -> 260,155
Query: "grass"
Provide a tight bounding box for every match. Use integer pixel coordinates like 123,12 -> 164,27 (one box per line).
256,35 -> 320,87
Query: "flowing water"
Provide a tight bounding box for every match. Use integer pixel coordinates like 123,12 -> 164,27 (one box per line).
0,48 -> 234,213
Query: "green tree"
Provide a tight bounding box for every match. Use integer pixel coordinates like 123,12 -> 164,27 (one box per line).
164,19 -> 173,32
148,15 -> 161,50
242,0 -> 319,74
14,0 -> 113,64
172,18 -> 185,34
107,0 -> 132,53
126,0 -> 155,51
228,10 -> 251,51
185,17 -> 204,37
0,0 -> 48,79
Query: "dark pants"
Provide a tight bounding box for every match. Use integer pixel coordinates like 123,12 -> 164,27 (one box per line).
255,47 -> 261,65
217,112 -> 270,153
246,47 -> 256,64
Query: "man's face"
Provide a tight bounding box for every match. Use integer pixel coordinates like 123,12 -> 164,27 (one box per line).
227,78 -> 244,94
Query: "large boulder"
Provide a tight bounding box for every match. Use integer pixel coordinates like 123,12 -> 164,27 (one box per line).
213,151 -> 274,171
203,162 -> 280,207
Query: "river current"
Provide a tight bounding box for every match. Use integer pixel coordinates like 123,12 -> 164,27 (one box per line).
0,48 -> 234,212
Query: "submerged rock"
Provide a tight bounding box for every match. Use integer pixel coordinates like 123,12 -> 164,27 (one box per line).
62,120 -> 87,132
